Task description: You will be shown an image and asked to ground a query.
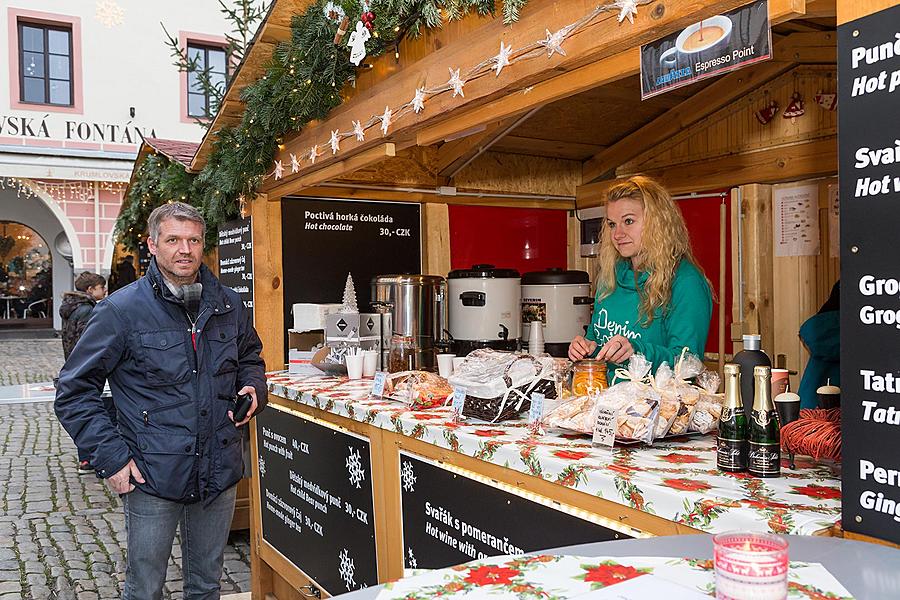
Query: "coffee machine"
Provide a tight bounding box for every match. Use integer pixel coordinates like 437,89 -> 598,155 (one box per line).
371,275 -> 448,371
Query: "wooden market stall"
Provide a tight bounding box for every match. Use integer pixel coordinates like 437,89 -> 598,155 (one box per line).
172,0 -> 900,598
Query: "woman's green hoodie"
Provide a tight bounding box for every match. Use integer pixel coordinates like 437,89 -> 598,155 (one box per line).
585,259 -> 713,373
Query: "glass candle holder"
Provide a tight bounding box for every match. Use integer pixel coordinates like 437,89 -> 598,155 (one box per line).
713,532 -> 789,600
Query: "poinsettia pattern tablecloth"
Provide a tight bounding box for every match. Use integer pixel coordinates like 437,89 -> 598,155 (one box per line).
266,373 -> 842,535
375,554 -> 853,599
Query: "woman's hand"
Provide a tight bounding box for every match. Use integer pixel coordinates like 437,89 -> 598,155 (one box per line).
568,336 -> 598,361
597,335 -> 635,364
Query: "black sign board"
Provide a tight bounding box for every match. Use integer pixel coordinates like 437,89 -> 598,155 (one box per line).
281,197 -> 421,347
640,0 -> 772,99
217,217 -> 254,312
137,241 -> 151,277
399,452 -> 630,570
838,4 -> 900,545
256,407 -> 377,594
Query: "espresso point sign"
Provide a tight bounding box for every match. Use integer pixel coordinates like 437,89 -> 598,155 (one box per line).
838,4 -> 900,545
640,0 -> 772,99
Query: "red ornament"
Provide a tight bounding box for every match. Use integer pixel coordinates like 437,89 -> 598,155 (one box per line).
755,100 -> 779,125
814,92 -> 837,111
783,91 -> 805,118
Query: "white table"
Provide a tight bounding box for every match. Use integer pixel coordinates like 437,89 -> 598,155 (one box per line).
0,296 -> 22,320
332,535 -> 899,599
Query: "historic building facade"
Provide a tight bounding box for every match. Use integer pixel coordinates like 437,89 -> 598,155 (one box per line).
0,0 -> 231,328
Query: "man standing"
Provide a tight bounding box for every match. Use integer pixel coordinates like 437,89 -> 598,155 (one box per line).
55,202 -> 266,600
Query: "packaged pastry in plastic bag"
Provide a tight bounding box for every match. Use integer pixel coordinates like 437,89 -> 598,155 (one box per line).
665,351 -> 703,435
385,371 -> 453,410
653,363 -> 680,438
543,392 -> 599,434
598,355 -> 661,444
690,370 -> 723,433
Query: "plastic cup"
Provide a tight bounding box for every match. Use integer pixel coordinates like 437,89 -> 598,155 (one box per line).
528,322 -> 545,355
437,353 -> 456,379
770,369 -> 790,398
452,356 -> 466,372
774,392 -> 801,428
362,350 -> 378,377
345,353 -> 364,380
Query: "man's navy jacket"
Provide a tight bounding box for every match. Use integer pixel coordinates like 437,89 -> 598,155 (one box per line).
55,258 -> 267,505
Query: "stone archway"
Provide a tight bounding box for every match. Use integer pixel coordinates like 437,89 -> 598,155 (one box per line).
22,179 -> 84,270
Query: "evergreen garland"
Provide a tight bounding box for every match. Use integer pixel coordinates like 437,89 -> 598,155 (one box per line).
116,0 -> 530,250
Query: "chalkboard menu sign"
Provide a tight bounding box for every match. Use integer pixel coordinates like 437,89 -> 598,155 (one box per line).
137,241 -> 151,277
399,452 -> 630,570
217,217 -> 254,311
281,197 -> 421,344
838,4 -> 900,545
256,406 -> 378,594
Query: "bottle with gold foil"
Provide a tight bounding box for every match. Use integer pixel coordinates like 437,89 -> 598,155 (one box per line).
749,365 -> 780,478
717,364 -> 748,472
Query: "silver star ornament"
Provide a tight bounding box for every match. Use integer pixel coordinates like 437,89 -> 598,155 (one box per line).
330,129 -> 341,154
539,28 -> 568,58
615,0 -> 639,24
494,41 -> 512,76
448,68 -> 465,98
352,120 -> 365,142
411,88 -> 426,114
380,106 -> 392,136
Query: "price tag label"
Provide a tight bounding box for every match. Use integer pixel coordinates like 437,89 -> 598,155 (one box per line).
371,371 -> 387,398
592,405 -> 618,448
451,388 -> 466,422
528,392 -> 545,426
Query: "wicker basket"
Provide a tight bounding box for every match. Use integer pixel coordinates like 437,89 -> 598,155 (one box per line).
462,377 -> 557,422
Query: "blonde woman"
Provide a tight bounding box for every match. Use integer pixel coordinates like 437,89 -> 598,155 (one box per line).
568,176 -> 712,372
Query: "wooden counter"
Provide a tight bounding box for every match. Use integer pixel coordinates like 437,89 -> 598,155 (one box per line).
248,374 -> 842,599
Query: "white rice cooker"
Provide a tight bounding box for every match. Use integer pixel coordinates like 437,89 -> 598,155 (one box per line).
521,269 -> 593,358
447,265 -> 521,355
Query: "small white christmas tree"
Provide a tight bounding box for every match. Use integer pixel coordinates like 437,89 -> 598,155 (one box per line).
341,272 -> 358,313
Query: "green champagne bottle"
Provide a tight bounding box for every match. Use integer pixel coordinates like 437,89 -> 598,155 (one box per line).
749,365 -> 780,478
717,363 -> 748,472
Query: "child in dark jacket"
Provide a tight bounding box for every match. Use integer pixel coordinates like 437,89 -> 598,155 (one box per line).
59,272 -> 109,473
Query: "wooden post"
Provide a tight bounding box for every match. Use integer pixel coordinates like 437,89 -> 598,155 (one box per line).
718,199 -> 727,377
250,193 -> 285,371
737,184 -> 775,356
422,203 -> 451,276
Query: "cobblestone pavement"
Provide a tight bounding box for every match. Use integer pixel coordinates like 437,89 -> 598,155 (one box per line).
0,339 -> 65,386
0,396 -> 252,599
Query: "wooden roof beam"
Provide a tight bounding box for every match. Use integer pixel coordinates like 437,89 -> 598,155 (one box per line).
436,109 -> 539,179
576,136 -> 837,207
262,143 -> 396,198
580,30 -> 835,185
276,0 -> 762,180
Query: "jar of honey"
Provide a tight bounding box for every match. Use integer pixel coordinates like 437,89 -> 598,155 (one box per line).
570,359 -> 608,396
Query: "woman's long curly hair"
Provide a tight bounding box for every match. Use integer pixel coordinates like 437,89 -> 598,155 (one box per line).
596,176 -> 709,326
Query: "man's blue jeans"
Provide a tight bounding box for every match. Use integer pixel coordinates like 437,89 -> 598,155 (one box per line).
122,485 -> 237,600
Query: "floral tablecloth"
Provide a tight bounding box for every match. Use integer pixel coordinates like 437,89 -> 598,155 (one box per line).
375,554 -> 853,599
266,373 -> 842,536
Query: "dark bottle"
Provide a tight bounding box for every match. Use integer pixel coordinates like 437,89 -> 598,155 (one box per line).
733,334 -> 771,419
748,365 -> 780,478
717,363 -> 748,472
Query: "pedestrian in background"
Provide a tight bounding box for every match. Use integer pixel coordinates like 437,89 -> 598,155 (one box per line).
60,272 -> 106,360
59,271 -> 110,474
55,202 -> 266,600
